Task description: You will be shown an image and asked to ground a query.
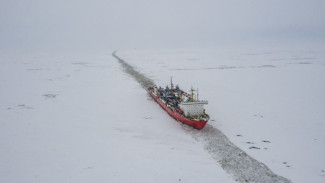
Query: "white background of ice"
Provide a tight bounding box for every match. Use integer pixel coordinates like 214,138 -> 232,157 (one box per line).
118,47 -> 325,183
0,52 -> 236,183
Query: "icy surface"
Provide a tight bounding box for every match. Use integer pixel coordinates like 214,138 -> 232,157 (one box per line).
118,47 -> 325,183
0,52 -> 235,183
114,52 -> 290,183
1,46 -> 324,183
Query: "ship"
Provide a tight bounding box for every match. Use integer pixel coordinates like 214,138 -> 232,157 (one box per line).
148,78 -> 209,130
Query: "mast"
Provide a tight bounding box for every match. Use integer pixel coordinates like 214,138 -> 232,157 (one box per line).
170,77 -> 173,89
197,88 -> 199,101
190,87 -> 195,102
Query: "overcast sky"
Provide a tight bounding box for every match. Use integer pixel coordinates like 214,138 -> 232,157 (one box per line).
1,0 -> 324,52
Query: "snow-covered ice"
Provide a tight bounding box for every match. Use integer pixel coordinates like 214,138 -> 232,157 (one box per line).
117,46 -> 325,183
0,52 -> 235,183
1,46 -> 324,183
114,51 -> 290,183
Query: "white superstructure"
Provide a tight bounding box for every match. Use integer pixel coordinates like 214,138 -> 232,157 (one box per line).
179,101 -> 208,116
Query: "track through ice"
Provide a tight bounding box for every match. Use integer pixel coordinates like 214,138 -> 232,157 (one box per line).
113,51 -> 155,90
113,51 -> 291,183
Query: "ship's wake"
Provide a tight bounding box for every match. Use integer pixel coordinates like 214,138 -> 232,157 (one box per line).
183,124 -> 290,183
112,51 -> 155,90
113,51 -> 291,183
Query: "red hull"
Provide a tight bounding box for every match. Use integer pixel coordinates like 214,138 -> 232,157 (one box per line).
150,92 -> 208,130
